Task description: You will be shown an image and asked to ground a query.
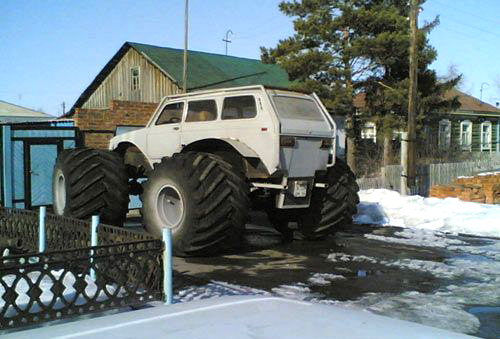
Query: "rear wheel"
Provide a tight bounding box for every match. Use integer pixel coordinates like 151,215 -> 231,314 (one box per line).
141,152 -> 249,256
52,148 -> 130,226
298,158 -> 359,239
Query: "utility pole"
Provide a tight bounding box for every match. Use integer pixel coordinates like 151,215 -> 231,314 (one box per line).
62,101 -> 66,115
182,0 -> 189,93
402,0 -> 419,196
222,30 -> 233,55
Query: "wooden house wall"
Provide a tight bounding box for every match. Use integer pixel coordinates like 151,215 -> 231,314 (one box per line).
82,48 -> 181,109
449,114 -> 500,152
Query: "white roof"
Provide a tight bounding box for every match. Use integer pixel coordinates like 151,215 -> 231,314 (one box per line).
0,100 -> 52,118
2,296 -> 478,339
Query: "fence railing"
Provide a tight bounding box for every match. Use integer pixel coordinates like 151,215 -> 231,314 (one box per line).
0,207 -> 170,331
357,155 -> 500,196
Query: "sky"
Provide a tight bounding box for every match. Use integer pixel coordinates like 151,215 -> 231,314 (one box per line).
0,0 -> 499,117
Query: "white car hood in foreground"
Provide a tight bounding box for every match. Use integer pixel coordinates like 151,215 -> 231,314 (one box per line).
3,296 -> 478,339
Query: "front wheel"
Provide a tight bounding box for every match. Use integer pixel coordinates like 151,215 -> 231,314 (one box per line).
297,158 -> 359,240
141,152 -> 249,256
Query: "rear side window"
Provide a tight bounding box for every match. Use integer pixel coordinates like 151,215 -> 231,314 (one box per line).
156,102 -> 184,125
221,96 -> 257,120
186,100 -> 217,122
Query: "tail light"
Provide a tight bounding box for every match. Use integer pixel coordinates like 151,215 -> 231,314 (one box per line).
320,138 -> 333,149
280,136 -> 296,148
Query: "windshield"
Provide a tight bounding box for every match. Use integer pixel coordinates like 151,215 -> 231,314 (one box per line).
272,95 -> 326,121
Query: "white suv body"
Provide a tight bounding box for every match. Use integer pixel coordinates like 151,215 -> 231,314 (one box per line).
110,85 -> 337,208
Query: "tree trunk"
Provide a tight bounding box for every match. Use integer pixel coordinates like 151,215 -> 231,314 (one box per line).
383,133 -> 392,167
343,27 -> 356,174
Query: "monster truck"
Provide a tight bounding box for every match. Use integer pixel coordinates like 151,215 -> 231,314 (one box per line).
52,85 -> 359,256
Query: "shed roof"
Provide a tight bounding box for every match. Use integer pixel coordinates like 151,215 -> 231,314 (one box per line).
0,100 -> 52,118
70,42 -> 291,114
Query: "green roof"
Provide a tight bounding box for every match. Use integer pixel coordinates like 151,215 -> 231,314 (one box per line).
128,42 -> 291,90
69,42 -> 291,114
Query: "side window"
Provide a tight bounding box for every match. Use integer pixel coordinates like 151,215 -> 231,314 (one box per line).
156,102 -> 184,125
186,100 -> 217,122
221,96 -> 257,120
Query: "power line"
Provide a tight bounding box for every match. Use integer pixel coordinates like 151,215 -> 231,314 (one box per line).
433,0 -> 500,25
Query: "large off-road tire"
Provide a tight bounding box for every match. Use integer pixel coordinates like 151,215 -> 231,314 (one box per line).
297,157 -> 359,240
141,152 -> 249,257
52,148 -> 130,226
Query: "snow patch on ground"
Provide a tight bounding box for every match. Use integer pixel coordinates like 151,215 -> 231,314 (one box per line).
308,273 -> 346,286
327,253 -> 378,263
354,189 -> 500,238
365,228 -> 465,248
175,281 -> 269,303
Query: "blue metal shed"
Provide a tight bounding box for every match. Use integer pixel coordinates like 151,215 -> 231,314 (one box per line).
1,120 -> 79,209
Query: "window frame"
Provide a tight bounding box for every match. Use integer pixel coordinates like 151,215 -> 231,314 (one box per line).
221,95 -> 258,121
130,67 -> 140,92
459,120 -> 472,151
361,122 -> 377,143
185,99 -> 218,123
438,119 -> 451,150
480,121 -> 492,151
155,101 -> 185,126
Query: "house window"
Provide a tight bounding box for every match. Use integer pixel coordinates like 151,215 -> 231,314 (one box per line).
480,121 -> 492,151
130,67 -> 140,92
185,100 -> 217,122
361,122 -> 377,142
438,119 -> 451,149
460,120 -> 472,151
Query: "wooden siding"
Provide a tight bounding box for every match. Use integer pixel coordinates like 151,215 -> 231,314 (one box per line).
82,48 -> 180,109
450,116 -> 500,152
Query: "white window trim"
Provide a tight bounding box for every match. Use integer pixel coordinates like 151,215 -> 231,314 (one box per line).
438,119 -> 451,150
361,122 -> 377,142
130,66 -> 140,92
459,120 -> 472,151
480,121 -> 492,151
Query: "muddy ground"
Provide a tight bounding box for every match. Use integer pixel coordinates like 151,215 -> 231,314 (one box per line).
126,211 -> 500,339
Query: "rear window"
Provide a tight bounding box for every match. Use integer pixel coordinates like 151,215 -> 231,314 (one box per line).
185,100 -> 217,122
272,96 -> 325,121
221,96 -> 257,120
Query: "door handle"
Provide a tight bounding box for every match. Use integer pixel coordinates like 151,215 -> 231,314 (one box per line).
173,127 -> 180,131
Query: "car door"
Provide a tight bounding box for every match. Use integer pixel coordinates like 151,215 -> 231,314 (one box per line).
146,101 -> 185,161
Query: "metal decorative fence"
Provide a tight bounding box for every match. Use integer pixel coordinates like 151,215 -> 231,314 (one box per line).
0,207 -> 169,330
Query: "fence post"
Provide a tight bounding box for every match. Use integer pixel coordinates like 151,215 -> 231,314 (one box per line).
162,228 -> 173,305
38,206 -> 46,253
90,215 -> 99,280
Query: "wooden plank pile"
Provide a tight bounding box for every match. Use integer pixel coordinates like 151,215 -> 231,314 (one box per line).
429,173 -> 500,204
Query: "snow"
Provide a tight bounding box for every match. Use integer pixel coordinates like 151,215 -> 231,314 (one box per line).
308,273 -> 346,286
354,189 -> 500,238
477,171 -> 500,176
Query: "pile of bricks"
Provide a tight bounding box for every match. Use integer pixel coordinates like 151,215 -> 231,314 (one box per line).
429,172 -> 500,204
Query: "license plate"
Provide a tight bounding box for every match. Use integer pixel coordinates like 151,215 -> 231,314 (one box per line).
293,181 -> 308,198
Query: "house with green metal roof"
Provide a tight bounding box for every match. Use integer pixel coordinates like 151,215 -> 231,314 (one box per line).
69,42 -> 291,113
65,42 -> 291,149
